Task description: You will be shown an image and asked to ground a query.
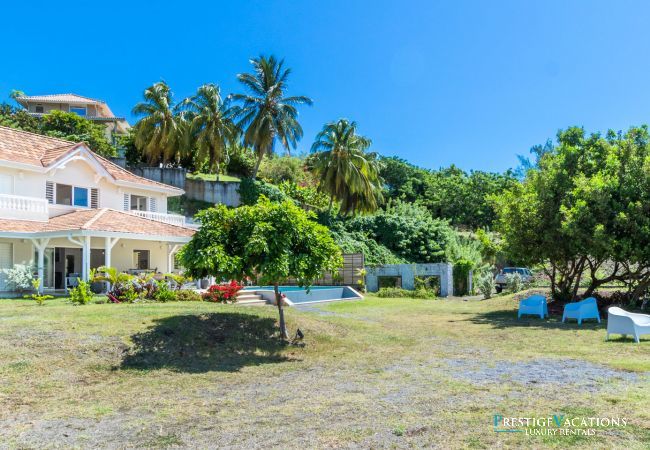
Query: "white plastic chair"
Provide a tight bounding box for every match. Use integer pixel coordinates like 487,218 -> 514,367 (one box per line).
606,307 -> 650,343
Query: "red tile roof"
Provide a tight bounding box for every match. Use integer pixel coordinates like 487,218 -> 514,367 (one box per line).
0,126 -> 181,193
16,93 -> 104,105
0,209 -> 195,238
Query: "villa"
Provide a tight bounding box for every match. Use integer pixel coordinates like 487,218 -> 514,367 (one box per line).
0,126 -> 194,294
14,93 -> 130,143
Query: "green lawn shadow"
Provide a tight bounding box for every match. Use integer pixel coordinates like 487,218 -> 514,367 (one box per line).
462,309 -> 605,331
120,312 -> 292,373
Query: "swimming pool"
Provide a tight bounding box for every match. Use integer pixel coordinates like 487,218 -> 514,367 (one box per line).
243,285 -> 363,305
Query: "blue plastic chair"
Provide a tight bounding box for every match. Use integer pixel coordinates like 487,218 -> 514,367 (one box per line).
518,294 -> 548,319
562,297 -> 600,325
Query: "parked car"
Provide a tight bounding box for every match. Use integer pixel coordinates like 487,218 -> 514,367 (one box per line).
495,267 -> 533,293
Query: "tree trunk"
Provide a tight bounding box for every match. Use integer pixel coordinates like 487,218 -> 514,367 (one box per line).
251,154 -> 263,179
328,194 -> 334,214
274,283 -> 289,340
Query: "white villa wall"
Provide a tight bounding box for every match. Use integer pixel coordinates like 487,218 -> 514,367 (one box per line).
0,158 -> 168,217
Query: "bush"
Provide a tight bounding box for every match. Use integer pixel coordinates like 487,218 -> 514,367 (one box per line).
238,178 -> 289,205
377,287 -> 437,299
24,279 -> 53,305
225,145 -> 256,177
258,155 -> 307,184
202,281 -> 244,303
175,290 -> 202,302
477,274 -> 495,299
506,272 -> 525,293
2,264 -> 35,292
153,282 -> 177,302
69,279 -> 93,305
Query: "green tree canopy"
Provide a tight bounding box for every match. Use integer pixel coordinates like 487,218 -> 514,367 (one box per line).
231,55 -> 312,178
132,81 -> 183,164
310,119 -> 383,215
178,197 -> 342,338
493,125 -> 650,300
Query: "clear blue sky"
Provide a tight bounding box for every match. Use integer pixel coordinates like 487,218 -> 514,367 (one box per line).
2,0 -> 650,172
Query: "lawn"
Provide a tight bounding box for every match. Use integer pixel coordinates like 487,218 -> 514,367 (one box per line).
187,172 -> 241,182
0,293 -> 648,448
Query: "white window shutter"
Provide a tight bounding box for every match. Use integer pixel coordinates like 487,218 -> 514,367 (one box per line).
123,193 -> 130,211
90,188 -> 99,209
149,197 -> 157,212
45,182 -> 54,204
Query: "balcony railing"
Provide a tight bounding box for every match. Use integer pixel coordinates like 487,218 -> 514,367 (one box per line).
0,194 -> 48,221
129,210 -> 188,227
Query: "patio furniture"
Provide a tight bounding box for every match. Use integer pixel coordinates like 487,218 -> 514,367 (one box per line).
606,307 -> 650,343
518,294 -> 548,319
562,297 -> 600,325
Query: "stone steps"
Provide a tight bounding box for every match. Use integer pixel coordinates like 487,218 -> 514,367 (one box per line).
236,292 -> 266,305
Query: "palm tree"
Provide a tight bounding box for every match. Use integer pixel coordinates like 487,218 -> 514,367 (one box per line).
231,55 -> 312,178
310,119 -> 383,215
179,84 -> 238,180
132,82 -> 183,165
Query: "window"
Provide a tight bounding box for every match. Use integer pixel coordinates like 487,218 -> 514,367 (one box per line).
133,250 -> 150,270
55,184 -> 73,205
130,195 -> 148,211
0,174 -> 13,194
35,105 -> 44,113
73,187 -> 88,207
70,106 -> 87,116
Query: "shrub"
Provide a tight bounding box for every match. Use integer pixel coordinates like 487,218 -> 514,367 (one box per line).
477,274 -> 495,299
2,264 -> 35,292
175,290 -> 202,302
258,155 -> 307,185
377,287 -> 437,299
202,281 -> 243,303
24,279 -> 53,305
69,279 -> 93,305
506,272 -> 524,293
238,178 -> 288,205
225,145 -> 256,177
153,282 -> 177,302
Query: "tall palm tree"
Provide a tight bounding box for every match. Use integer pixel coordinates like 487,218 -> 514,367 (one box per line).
311,119 -> 383,215
132,82 -> 183,164
179,84 -> 238,180
231,55 -> 312,178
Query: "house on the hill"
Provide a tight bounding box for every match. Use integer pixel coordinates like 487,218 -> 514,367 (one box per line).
0,126 -> 194,294
14,93 -> 130,143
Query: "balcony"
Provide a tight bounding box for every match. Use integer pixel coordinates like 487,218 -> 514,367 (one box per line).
0,194 -> 48,221
129,210 -> 192,228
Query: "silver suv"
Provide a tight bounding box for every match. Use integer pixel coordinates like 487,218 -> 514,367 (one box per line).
495,267 -> 533,293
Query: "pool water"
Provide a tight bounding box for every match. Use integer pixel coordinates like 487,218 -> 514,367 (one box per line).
242,285 -> 362,304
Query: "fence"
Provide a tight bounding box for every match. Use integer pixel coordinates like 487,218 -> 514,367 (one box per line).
284,253 -> 365,287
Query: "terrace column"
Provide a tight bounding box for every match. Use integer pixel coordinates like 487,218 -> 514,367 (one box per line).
104,237 -> 119,290
31,238 -> 50,294
82,236 -> 91,282
167,244 -> 181,274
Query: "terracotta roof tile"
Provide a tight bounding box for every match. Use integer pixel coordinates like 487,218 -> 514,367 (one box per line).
0,209 -> 195,238
0,126 -> 182,192
16,94 -> 104,104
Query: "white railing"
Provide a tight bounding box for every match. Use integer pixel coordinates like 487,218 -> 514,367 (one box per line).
0,194 -> 48,221
130,210 -> 187,227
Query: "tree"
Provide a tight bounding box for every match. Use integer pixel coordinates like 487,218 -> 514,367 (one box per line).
40,110 -> 116,157
180,84 -> 238,180
178,197 -> 342,339
231,55 -> 312,178
492,125 -> 650,301
345,200 -> 454,263
132,82 -> 183,164
310,119 -> 383,215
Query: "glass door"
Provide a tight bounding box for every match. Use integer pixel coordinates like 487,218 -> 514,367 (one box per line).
34,248 -> 55,289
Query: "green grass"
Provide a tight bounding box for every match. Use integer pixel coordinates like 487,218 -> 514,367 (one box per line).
0,293 -> 647,448
186,172 -> 241,182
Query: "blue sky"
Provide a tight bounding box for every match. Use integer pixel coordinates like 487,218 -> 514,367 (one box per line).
2,0 -> 650,172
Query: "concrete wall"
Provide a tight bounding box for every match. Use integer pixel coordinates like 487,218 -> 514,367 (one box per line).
365,263 -> 454,297
131,167 -> 187,189
184,178 -> 240,207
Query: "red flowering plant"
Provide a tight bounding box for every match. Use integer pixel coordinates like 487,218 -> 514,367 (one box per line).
202,280 -> 244,303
